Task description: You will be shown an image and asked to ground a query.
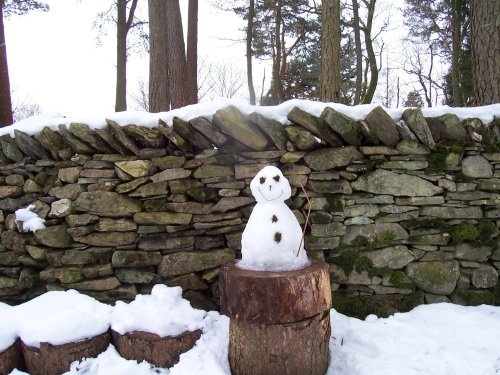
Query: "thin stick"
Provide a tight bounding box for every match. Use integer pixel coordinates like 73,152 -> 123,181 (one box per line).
296,181 -> 311,257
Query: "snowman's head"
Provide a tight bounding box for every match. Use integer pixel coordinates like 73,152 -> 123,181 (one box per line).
250,166 -> 291,203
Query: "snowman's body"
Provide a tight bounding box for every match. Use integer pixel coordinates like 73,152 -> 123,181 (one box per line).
239,166 -> 310,271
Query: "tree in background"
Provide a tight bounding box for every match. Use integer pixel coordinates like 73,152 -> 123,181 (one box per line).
470,0 -> 499,105
12,94 -> 42,122
148,0 -> 169,112
403,89 -> 424,108
403,0 -> 471,106
320,0 -> 341,102
94,0 -> 146,112
0,0 -> 48,127
186,0 -> 198,105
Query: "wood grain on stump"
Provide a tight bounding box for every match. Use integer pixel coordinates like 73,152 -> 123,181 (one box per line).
22,330 -> 111,375
0,339 -> 24,375
220,259 -> 332,324
220,259 -> 332,375
112,329 -> 201,368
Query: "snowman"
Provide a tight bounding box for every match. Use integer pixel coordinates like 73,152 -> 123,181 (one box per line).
238,166 -> 310,271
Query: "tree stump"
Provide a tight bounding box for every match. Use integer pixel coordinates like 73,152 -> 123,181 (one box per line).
21,330 -> 110,375
112,329 -> 202,368
0,339 -> 24,375
220,259 -> 332,375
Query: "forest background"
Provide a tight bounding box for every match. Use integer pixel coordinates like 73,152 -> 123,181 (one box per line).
0,0 -> 498,127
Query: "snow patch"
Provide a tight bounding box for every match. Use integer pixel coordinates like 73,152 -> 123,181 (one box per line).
14,204 -> 46,233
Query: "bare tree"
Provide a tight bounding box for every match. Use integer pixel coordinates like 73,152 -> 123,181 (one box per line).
130,77 -> 149,111
12,94 -> 42,122
246,0 -> 256,105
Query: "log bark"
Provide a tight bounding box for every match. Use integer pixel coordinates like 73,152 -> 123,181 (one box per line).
22,330 -> 110,375
229,311 -> 331,375
220,259 -> 331,324
0,339 -> 24,375
112,329 -> 201,368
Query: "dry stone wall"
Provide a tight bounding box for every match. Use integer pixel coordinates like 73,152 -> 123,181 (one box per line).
0,104 -> 499,317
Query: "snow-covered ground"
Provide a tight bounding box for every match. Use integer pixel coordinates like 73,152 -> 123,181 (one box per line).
2,287 -> 500,375
2,99 -> 500,137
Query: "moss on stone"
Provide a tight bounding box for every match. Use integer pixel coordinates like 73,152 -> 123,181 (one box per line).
459,289 -> 495,306
330,248 -> 373,274
399,290 -> 424,312
389,270 -> 416,289
450,223 -> 480,243
368,267 -> 393,279
332,290 -> 391,319
402,218 -> 447,230
450,144 -> 465,154
450,220 -> 497,247
144,198 -> 167,212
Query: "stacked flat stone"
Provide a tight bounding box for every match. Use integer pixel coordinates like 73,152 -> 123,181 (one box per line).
0,105 -> 498,314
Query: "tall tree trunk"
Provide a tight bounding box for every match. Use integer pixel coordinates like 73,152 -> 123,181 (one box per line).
272,2 -> 283,104
115,0 -> 127,112
166,0 -> 188,109
115,0 -> 138,112
352,0 -> 363,105
246,0 -> 256,105
0,2 -> 13,126
148,0 -> 169,112
470,0 -> 500,105
186,0 -> 198,104
451,0 -> 462,106
361,0 -> 378,104
320,0 -> 341,102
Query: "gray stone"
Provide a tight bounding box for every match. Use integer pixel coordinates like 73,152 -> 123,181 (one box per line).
61,247 -> 113,265
427,114 -> 466,142
311,222 -> 345,237
49,198 -> 73,218
321,107 -> 361,146
406,260 -> 460,294
49,184 -> 85,200
402,108 -> 436,149
74,192 -> 142,217
341,223 -> 408,245
395,196 -> 445,205
249,112 -> 288,150
115,160 -> 154,178
58,167 -> 82,183
425,294 -> 450,304
95,218 -> 137,232
172,117 -> 213,150
40,266 -> 84,284
128,181 -> 168,198
123,124 -> 167,148
285,125 -> 319,151
0,186 -> 22,199
454,243 -> 492,262
34,224 -> 72,248
14,130 -> 50,159
138,234 -> 194,251
461,155 -> 493,178
151,156 -> 186,170
35,126 -> 68,160
365,245 -> 414,268
345,217 -> 374,225
379,160 -> 429,170
477,178 -> 500,191
112,251 -> 162,267
66,277 -> 121,291
157,248 -> 235,277
396,140 -> 430,155
364,106 -> 400,147
68,123 -> 113,153
82,263 -> 113,279
304,146 -> 364,170
213,106 -> 270,150
308,180 -> 352,194
212,197 -> 254,213
306,236 -> 340,250
471,266 -> 498,288
150,168 -> 191,182
72,232 -> 137,247
158,120 -> 193,153
190,117 -> 228,148
288,106 -> 343,147
0,194 -> 39,211
359,146 -> 400,155
352,169 -> 443,197
420,206 -> 483,219
58,124 -> 97,154
133,212 -> 192,225
116,269 -> 157,284
344,204 -> 380,218
66,214 -> 99,227
106,119 -> 141,155
0,134 -> 23,161
193,164 -> 234,179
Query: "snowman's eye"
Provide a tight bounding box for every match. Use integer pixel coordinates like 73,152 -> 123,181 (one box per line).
260,177 -> 266,184
273,175 -> 280,182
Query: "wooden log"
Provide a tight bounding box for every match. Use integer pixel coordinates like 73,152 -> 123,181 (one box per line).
220,259 -> 332,375
22,330 -> 110,375
0,339 -> 24,375
112,329 -> 201,368
229,311 -> 331,375
220,259 -> 331,324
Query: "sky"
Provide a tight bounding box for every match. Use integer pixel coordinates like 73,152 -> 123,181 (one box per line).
4,0 -> 431,119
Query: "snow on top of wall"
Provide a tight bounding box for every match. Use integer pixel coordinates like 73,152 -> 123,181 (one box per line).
2,99 -> 499,137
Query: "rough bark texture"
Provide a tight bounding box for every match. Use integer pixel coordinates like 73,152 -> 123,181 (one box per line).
166,0 -> 188,109
471,0 -> 500,105
220,260 -> 331,324
0,339 -> 24,375
115,0 -> 128,112
112,329 -> 201,368
352,0 -> 363,105
229,311 -> 331,375
186,0 -> 198,105
361,0 -> 378,104
0,2 -> 13,127
148,0 -> 170,112
320,0 -> 341,103
22,330 -> 110,375
246,0 -> 256,105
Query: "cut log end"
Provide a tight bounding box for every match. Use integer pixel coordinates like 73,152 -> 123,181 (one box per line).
112,329 -> 202,368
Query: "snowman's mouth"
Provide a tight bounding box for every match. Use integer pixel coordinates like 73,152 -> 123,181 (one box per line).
258,187 -> 283,201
